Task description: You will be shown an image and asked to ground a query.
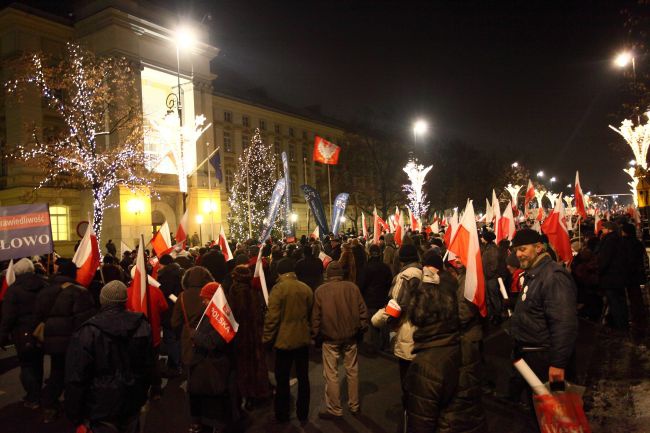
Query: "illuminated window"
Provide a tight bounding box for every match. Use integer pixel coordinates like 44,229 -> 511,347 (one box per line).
259,119 -> 266,130
224,111 -> 232,122
242,115 -> 249,127
290,174 -> 297,196
225,168 -> 234,191
49,206 -> 69,241
223,131 -> 232,152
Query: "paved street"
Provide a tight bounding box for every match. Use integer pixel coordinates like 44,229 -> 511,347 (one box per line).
1,318 -> 648,433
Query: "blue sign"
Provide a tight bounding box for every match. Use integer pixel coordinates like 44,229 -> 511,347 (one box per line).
259,179 -> 286,243
331,193 -> 349,235
301,185 -> 329,237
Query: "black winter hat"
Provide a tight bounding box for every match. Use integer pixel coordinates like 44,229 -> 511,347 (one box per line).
422,250 -> 443,270
482,231 -> 496,242
276,258 -> 296,275
510,229 -> 543,248
398,244 -> 419,263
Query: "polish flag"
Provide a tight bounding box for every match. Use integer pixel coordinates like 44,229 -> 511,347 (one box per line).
536,207 -> 545,221
485,198 -> 493,226
374,207 -> 389,233
253,248 -> 269,305
498,200 -> 516,243
72,225 -> 100,287
218,225 -> 233,261
203,284 -> 239,342
319,251 -> 333,269
492,190 -> 501,241
448,200 -> 487,317
0,259 -> 15,302
524,179 -> 535,211
151,221 -> 172,258
594,213 -> 603,235
541,194 -> 573,265
129,237 -> 161,314
395,210 -> 403,247
362,212 -> 368,239
310,226 -> 320,239
443,208 -> 459,248
432,220 -> 440,234
574,171 -> 587,220
408,208 -> 419,231
176,210 -> 189,246
373,209 -> 381,244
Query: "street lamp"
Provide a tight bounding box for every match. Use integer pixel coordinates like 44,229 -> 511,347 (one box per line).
550,176 -> 556,183
536,170 -> 544,178
511,161 -> 519,168
615,50 -> 640,123
413,120 -> 428,147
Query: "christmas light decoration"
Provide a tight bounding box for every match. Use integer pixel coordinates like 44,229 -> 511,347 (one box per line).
623,166 -> 639,207
505,183 -> 523,209
534,189 -> 546,209
609,113 -> 650,169
546,192 -> 559,208
4,43 -> 156,246
227,129 -> 280,241
402,158 -> 433,218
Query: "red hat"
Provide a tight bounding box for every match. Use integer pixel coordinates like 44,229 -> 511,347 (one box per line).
200,282 -> 220,300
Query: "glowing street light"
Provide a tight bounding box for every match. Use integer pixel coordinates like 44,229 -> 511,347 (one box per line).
290,212 -> 298,223
630,159 -> 637,166
175,26 -> 196,49
614,51 -> 634,68
511,161 -> 519,168
550,176 -> 557,183
536,170 -> 544,178
413,119 -> 428,147
566,183 -> 572,189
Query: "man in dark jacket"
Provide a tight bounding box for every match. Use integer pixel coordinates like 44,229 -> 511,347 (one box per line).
312,261 -> 368,419
65,280 -> 153,433
481,231 -> 501,324
510,229 -> 578,394
360,245 -> 392,353
157,254 -> 184,376
621,223 -> 647,328
295,245 -> 324,290
596,221 -> 628,329
36,258 -> 97,422
201,246 -> 228,282
0,258 -> 47,408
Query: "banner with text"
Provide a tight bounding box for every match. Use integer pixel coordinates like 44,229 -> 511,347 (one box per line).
0,203 -> 54,261
331,193 -> 349,235
301,184 -> 329,237
259,178 -> 286,243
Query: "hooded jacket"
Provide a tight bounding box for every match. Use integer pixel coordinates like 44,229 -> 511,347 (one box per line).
0,272 -> 48,347
312,276 -> 368,344
65,304 -> 153,427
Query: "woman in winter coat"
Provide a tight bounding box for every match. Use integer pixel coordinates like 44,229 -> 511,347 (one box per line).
338,242 -> 357,283
405,251 -> 486,433
228,265 -> 271,408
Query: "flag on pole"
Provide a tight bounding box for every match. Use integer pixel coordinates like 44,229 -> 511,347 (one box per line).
492,189 -> 501,241
151,221 -> 172,258
0,259 -> 15,302
524,179 -> 535,211
448,200 -> 487,317
594,213 -> 603,235
313,136 -> 341,165
444,208 -> 460,248
541,194 -> 573,265
218,225 -> 233,261
319,251 -> 333,269
485,198 -> 493,225
362,212 -> 368,239
129,236 -> 150,314
574,171 -> 587,220
203,284 -> 239,342
176,210 -> 189,246
72,225 -> 100,287
373,209 -> 381,244
408,208 -> 419,231
253,248 -> 269,305
310,226 -> 320,239
120,241 -> 132,257
395,210 -> 403,247
498,200 -> 516,243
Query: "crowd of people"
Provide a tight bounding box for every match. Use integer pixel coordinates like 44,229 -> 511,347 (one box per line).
0,211 -> 647,433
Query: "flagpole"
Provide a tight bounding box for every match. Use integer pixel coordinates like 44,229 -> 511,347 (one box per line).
304,156 -> 310,233
207,146 -> 215,242
327,164 -> 332,224
141,234 -> 150,317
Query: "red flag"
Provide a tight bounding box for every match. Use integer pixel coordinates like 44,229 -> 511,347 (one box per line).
525,179 -> 535,210
448,200 -> 487,317
536,207 -> 545,221
72,225 -> 100,287
203,285 -> 239,343
395,210 -> 403,247
176,210 -> 189,245
492,189 -> 501,241
0,259 -> 15,302
253,248 -> 269,305
313,136 -> 341,165
574,171 -> 587,220
129,237 -> 149,314
310,226 -> 320,239
218,225 -> 233,261
594,213 -> 603,235
151,221 -> 172,258
362,212 -> 368,239
498,201 -> 516,243
444,208 -> 459,248
541,194 -> 573,265
373,210 -> 380,244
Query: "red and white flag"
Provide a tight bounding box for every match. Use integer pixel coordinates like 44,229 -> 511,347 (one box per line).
253,248 -> 269,305
218,225 -> 233,261
313,136 -> 341,165
373,209 -> 380,244
319,251 -> 333,269
485,198 -> 493,225
594,213 -> 603,235
129,237 -> 160,314
362,212 -> 368,239
498,200 -> 516,243
151,221 -> 172,258
394,210 -> 404,247
408,208 -> 419,231
524,179 -> 535,211
448,200 -> 487,317
491,190 -> 501,242
310,226 -> 320,239
0,259 -> 15,302
443,208 -> 460,249
176,210 -> 189,246
541,194 -> 573,265
432,220 -> 440,235
574,171 -> 587,220
203,284 -> 239,343
72,225 -> 100,287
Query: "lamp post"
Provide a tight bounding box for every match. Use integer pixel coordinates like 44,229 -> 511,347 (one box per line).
615,51 -> 640,123
413,119 -> 428,150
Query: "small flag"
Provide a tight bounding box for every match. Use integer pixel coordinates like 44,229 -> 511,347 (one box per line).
319,251 -> 333,269
253,248 -> 269,305
525,179 -> 535,211
0,259 -> 15,302
218,226 -> 233,261
594,213 -> 603,235
203,284 -> 239,342
151,221 -> 173,258
574,171 -> 587,220
313,136 -> 341,165
72,225 -> 100,287
310,226 -> 320,239
209,152 -> 223,183
498,200 -> 516,243
492,189 -> 501,241
176,210 -> 189,246
129,236 -> 161,314
362,212 -> 368,239
541,194 -> 573,265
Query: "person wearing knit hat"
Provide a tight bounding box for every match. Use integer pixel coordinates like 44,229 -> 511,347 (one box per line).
100,280 -> 127,305
276,257 -> 296,275
398,244 -> 419,265
13,257 -> 35,276
421,250 -> 443,271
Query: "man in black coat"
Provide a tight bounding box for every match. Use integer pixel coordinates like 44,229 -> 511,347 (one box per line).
596,221 -> 629,329
510,229 -> 578,393
620,223 -> 647,328
65,280 -> 153,433
0,258 -> 47,408
295,246 -> 324,290
157,254 -> 184,375
360,245 -> 392,353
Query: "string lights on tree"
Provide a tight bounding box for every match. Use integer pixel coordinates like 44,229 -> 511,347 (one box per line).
402,158 -> 433,219
609,114 -> 650,170
4,42 -> 156,246
227,129 -> 279,241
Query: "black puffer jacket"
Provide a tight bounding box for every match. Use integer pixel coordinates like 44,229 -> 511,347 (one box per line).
295,255 -> 324,290
35,275 -> 97,354
360,256 -> 392,309
0,272 -> 48,347
597,231 -> 627,289
405,268 -> 486,433
157,262 -> 184,327
65,304 -> 153,427
510,254 -> 578,369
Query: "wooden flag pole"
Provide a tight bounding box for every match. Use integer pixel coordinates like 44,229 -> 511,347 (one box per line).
304,157 -> 310,233
327,164 -> 332,225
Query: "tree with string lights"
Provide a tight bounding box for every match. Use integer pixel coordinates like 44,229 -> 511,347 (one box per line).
227,129 -> 280,241
4,42 -> 156,246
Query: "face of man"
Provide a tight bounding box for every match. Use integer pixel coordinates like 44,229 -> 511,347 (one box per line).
514,243 -> 544,270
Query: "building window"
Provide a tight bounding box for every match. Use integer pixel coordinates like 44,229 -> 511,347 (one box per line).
225,168 -> 234,191
274,123 -> 281,134
259,119 -> 266,130
223,131 -> 232,152
242,133 -> 250,149
274,138 -> 281,155
302,130 -> 308,140
242,115 -> 249,127
289,144 -> 296,162
302,145 -> 308,160
288,127 -> 294,137
290,174 -> 297,196
224,111 -> 232,123
49,205 -> 69,241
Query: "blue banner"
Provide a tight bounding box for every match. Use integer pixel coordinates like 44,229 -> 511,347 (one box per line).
0,203 -> 54,261
331,192 -> 349,235
259,178 -> 286,243
281,152 -> 294,239
301,185 -> 329,237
